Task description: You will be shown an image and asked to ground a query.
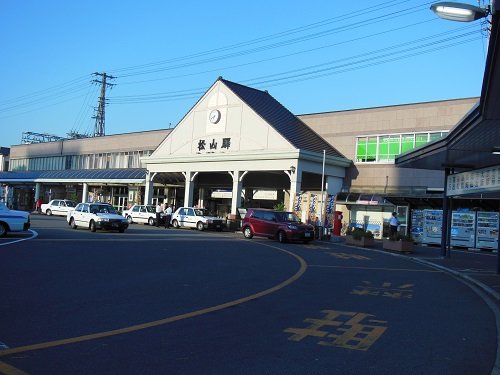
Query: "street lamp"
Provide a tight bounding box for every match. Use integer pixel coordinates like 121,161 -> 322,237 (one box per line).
430,2 -> 490,22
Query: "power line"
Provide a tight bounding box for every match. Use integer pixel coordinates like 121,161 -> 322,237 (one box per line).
107,27 -> 481,104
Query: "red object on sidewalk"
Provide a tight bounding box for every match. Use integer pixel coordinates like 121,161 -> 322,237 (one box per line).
333,211 -> 343,236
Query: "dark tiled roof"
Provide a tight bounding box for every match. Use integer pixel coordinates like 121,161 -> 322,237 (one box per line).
0,168 -> 146,181
221,79 -> 347,159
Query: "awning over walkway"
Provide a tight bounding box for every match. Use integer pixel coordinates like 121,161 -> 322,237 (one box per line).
0,168 -> 147,183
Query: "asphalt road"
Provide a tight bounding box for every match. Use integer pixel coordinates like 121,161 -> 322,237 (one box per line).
0,215 -> 498,374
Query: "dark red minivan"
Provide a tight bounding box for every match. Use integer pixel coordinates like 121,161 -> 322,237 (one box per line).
242,208 -> 315,243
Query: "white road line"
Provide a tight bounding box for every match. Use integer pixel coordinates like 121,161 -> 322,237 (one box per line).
0,230 -> 38,246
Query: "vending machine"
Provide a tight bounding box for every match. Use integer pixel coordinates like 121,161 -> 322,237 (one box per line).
450,211 -> 476,248
476,212 -> 499,250
422,210 -> 443,245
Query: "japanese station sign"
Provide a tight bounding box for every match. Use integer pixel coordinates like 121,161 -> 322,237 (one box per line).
447,165 -> 500,196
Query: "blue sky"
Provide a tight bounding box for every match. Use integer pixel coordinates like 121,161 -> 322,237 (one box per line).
0,0 -> 489,147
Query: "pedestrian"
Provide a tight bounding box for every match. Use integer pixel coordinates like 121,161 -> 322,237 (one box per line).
155,202 -> 162,227
389,212 -> 400,236
164,203 -> 172,229
35,198 -> 43,213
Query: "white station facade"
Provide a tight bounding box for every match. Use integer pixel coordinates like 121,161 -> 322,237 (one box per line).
142,78 -> 351,221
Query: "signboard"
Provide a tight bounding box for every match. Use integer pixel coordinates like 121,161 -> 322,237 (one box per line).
447,165 -> 500,196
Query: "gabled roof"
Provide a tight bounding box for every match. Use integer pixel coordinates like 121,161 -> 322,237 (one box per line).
221,79 -> 347,159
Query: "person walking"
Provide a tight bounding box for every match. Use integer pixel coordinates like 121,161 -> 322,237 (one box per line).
155,202 -> 163,227
35,198 -> 43,213
389,212 -> 400,237
164,203 -> 172,228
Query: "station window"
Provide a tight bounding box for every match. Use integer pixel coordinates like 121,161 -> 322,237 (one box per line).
355,131 -> 448,163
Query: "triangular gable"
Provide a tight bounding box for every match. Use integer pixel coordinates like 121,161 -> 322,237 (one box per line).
151,79 -> 295,157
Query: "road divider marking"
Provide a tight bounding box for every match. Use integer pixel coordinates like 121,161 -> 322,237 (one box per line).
0,230 -> 37,247
0,360 -> 29,375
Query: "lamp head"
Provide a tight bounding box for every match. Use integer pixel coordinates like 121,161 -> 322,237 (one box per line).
431,2 -> 489,22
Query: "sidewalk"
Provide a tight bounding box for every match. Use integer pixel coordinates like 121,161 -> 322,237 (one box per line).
331,236 -> 500,302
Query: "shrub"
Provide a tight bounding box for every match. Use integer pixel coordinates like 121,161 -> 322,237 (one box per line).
273,202 -> 286,211
351,227 -> 374,240
389,233 -> 413,242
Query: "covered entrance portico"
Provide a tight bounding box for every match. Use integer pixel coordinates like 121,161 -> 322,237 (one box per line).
143,78 -> 350,221
144,150 -> 347,218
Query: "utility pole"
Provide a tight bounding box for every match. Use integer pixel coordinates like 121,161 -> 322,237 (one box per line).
92,72 -> 115,137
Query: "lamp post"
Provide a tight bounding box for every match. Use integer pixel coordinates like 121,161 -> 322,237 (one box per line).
430,1 -> 493,263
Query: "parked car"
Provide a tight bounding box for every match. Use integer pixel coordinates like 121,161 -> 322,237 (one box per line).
0,201 -> 31,237
241,208 -> 315,243
67,203 -> 129,233
122,204 -> 166,225
171,207 -> 223,231
40,199 -> 77,216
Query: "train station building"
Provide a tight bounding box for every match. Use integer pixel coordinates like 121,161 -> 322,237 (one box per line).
0,77 -> 494,241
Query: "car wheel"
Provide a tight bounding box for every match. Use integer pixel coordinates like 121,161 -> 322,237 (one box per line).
0,222 -> 7,237
172,220 -> 179,228
196,221 -> 205,231
277,230 -> 286,243
127,216 -> 133,224
46,209 -> 52,216
148,217 -> 155,226
70,218 -> 77,229
90,220 -> 97,232
243,227 -> 253,239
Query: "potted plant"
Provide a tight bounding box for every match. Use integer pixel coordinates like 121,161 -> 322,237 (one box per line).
345,227 -> 375,247
383,233 -> 414,253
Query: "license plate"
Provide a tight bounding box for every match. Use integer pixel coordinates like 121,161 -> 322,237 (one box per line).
112,223 -> 118,227
305,232 -> 311,238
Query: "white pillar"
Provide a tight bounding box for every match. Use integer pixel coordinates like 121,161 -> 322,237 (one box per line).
144,172 -> 154,205
229,171 -> 246,215
34,183 -> 41,201
82,183 -> 89,203
198,187 -> 205,208
183,171 -> 197,207
286,169 -> 301,212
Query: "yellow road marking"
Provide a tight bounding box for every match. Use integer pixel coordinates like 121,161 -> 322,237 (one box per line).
309,265 -> 442,273
0,242 -> 307,358
0,361 -> 29,375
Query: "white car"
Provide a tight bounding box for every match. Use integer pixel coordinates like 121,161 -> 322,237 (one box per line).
122,204 -> 166,226
67,202 -> 129,233
171,207 -> 223,231
0,201 -> 31,237
40,199 -> 77,216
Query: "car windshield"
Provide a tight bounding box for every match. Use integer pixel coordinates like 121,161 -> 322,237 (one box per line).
0,202 -> 8,211
90,204 -> 117,214
66,201 -> 77,207
276,212 -> 301,223
194,208 -> 213,217
146,206 -> 156,213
